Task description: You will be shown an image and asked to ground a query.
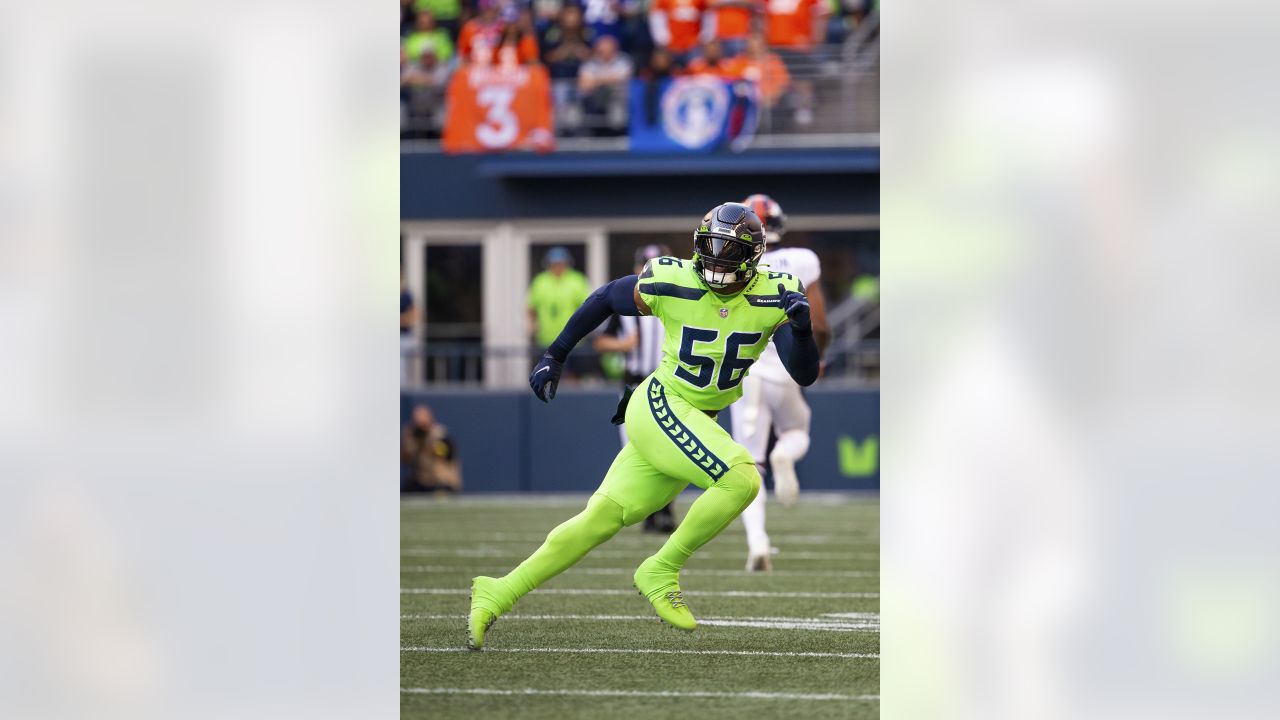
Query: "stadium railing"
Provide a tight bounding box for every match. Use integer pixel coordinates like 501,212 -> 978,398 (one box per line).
402,337 -> 879,390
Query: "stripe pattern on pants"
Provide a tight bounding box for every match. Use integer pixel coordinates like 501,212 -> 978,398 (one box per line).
648,379 -> 727,481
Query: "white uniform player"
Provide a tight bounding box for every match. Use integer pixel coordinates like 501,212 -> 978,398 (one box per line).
731,195 -> 829,571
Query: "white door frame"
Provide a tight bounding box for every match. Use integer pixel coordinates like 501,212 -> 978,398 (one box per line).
401,221 -> 607,388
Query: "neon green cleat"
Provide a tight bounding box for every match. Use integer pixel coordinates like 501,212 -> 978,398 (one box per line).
467,576 -> 515,650
633,556 -> 696,631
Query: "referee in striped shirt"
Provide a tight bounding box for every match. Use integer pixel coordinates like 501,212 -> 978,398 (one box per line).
594,244 -> 679,533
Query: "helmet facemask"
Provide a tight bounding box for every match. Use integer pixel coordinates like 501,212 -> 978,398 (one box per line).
693,233 -> 762,289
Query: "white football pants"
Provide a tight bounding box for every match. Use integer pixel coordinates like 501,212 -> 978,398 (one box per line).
730,373 -> 812,556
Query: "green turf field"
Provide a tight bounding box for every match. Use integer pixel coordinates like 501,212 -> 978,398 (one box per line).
402,493 -> 879,719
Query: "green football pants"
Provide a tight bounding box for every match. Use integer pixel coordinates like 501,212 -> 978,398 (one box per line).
497,376 -> 760,605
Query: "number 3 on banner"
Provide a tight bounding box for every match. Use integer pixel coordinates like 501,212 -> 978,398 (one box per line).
476,86 -> 519,148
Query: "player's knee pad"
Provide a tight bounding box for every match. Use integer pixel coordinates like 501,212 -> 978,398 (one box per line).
721,463 -> 761,507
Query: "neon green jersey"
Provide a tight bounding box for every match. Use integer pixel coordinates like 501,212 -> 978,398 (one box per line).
638,256 -> 803,412
528,269 -> 592,348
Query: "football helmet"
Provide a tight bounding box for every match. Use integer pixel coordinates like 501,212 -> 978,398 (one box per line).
742,193 -> 787,244
692,202 -> 765,289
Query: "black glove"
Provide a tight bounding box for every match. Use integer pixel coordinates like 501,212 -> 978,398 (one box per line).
529,352 -> 564,403
778,283 -> 811,334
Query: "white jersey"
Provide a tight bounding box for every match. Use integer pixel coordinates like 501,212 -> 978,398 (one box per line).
752,246 -> 821,382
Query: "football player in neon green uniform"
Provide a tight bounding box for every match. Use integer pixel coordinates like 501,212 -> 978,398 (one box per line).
468,203 -> 821,649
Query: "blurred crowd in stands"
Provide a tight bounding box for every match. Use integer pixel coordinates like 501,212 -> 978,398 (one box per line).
401,0 -> 880,139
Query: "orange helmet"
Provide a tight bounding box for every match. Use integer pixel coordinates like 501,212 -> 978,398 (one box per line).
743,193 -> 786,244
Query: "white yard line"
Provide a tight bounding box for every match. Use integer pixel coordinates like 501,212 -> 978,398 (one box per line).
400,491 -> 878,507
400,565 -> 879,578
402,587 -> 878,598
401,533 -> 878,545
401,687 -> 879,701
401,646 -> 878,659
401,548 -> 877,561
401,613 -> 880,632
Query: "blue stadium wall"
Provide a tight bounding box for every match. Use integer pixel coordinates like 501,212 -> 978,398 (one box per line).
401,388 -> 879,493
401,147 -> 879,220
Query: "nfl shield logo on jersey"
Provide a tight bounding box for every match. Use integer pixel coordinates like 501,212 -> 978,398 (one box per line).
719,308 -> 729,319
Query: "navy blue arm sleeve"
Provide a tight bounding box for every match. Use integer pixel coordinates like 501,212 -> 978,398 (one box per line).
772,323 -> 820,386
547,275 -> 640,362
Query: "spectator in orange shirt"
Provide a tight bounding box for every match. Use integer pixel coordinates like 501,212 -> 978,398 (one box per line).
649,0 -> 707,65
764,0 -> 829,52
458,0 -> 506,62
684,39 -> 734,76
495,19 -> 541,66
703,0 -> 762,56
721,32 -> 791,106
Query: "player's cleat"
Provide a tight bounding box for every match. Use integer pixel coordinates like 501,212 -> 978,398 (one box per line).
745,550 -> 773,572
633,556 -> 696,631
770,449 -> 800,507
467,607 -> 496,651
467,576 -> 514,650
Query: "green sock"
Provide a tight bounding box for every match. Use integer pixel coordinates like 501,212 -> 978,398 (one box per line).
654,464 -> 760,571
500,494 -> 625,600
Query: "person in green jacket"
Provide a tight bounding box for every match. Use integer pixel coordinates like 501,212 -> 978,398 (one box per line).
527,247 -> 593,352
414,0 -> 462,36
403,11 -> 454,64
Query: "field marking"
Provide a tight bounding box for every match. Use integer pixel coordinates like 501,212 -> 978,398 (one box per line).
401,548 -> 877,561
400,491 -> 877,507
402,587 -> 878,599
400,565 -> 879,578
401,613 -> 879,632
401,533 -> 878,546
401,687 -> 879,702
402,646 -> 878,659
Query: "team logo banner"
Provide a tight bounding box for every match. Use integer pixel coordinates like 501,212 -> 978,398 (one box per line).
628,76 -> 759,153
443,65 -> 555,154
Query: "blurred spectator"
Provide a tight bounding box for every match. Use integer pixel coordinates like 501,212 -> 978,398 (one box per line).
542,5 -> 596,78
415,0 -> 463,38
542,5 -> 596,131
723,32 -> 791,107
638,48 -> 679,125
704,0 -> 761,56
531,0 -> 565,31
401,405 -> 461,494
649,0 -> 706,66
458,0 -> 507,62
578,36 -> 633,136
495,19 -> 541,66
527,246 -> 591,353
764,0 -> 829,52
401,272 -> 419,384
401,48 -> 452,138
685,39 -> 732,75
403,11 -> 455,64
580,0 -> 634,42
401,0 -> 417,37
